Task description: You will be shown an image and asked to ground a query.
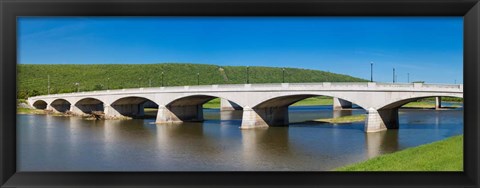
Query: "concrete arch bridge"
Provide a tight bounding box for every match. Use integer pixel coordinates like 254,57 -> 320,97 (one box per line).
28,82 -> 463,133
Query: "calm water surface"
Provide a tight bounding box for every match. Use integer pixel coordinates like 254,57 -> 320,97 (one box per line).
17,104 -> 463,171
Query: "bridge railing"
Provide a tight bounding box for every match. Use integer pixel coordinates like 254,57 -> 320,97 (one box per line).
422,83 -> 463,89
27,82 -> 463,100
376,83 -> 413,88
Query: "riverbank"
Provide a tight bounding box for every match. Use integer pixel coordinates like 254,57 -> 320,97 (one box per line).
335,135 -> 463,171
17,107 -> 46,114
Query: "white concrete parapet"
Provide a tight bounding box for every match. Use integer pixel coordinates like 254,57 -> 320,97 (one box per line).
27,82 -> 463,101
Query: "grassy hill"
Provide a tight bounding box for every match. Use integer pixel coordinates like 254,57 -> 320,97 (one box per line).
17,63 -> 367,99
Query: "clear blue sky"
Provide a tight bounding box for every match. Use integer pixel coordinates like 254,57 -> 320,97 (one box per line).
18,17 -> 463,84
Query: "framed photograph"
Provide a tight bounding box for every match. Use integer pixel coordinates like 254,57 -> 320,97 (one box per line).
1,0 -> 479,187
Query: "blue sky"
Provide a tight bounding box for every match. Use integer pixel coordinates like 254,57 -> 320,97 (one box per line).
18,17 -> 463,84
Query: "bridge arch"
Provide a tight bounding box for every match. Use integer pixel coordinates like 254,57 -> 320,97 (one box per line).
108,96 -> 159,118
32,100 -> 48,110
166,94 -> 243,108
50,99 -> 71,113
248,92 -> 368,110
156,94 -> 243,124
379,94 -> 463,110
74,97 -> 105,114
361,94 -> 464,133
244,94 -> 361,127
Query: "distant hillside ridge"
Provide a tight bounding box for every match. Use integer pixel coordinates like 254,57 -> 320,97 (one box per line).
17,63 -> 368,99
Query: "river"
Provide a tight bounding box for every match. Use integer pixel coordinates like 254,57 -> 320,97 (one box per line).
17,103 -> 463,171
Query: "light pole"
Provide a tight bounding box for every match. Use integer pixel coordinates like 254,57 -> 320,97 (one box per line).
138,78 -> 142,88
282,68 -> 285,83
197,73 -> 200,85
370,62 -> 373,82
246,66 -> 250,84
149,79 -> 152,87
74,82 -> 80,92
47,75 -> 50,95
407,73 -> 410,83
161,72 -> 164,87
393,68 -> 396,83
107,77 -> 110,90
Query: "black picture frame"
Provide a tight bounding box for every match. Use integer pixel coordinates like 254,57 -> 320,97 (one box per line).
1,0 -> 479,187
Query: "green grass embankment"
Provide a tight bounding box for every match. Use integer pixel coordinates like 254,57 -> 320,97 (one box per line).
402,101 -> 462,109
17,63 -> 367,99
336,135 -> 463,171
17,108 -> 46,114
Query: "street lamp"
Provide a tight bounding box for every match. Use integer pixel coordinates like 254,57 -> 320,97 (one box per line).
246,66 -> 250,84
74,82 -> 80,92
197,73 -> 200,85
393,68 -> 396,83
161,72 -> 164,87
107,77 -> 110,90
407,73 -> 410,83
138,78 -> 142,88
282,68 -> 285,83
370,62 -> 373,82
47,75 -> 50,95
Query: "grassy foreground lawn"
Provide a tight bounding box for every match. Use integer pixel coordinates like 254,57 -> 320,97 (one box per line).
336,135 -> 463,171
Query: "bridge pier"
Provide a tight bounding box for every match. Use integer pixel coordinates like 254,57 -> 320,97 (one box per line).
156,105 -> 203,124
104,105 -> 141,119
47,104 -> 59,113
333,97 -> 352,110
365,108 -> 399,132
106,104 -> 145,119
220,98 -> 242,111
49,104 -> 71,113
240,106 -> 288,129
45,104 -> 54,112
156,105 -> 181,124
70,105 -> 86,116
72,103 -> 104,115
240,106 -> 269,129
435,97 -> 442,109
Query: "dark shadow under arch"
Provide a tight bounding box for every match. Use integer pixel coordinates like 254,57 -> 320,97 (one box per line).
32,100 -> 47,110
50,99 -> 71,113
75,98 -> 104,114
111,96 -> 159,118
165,95 -> 243,122
252,94 -> 361,126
